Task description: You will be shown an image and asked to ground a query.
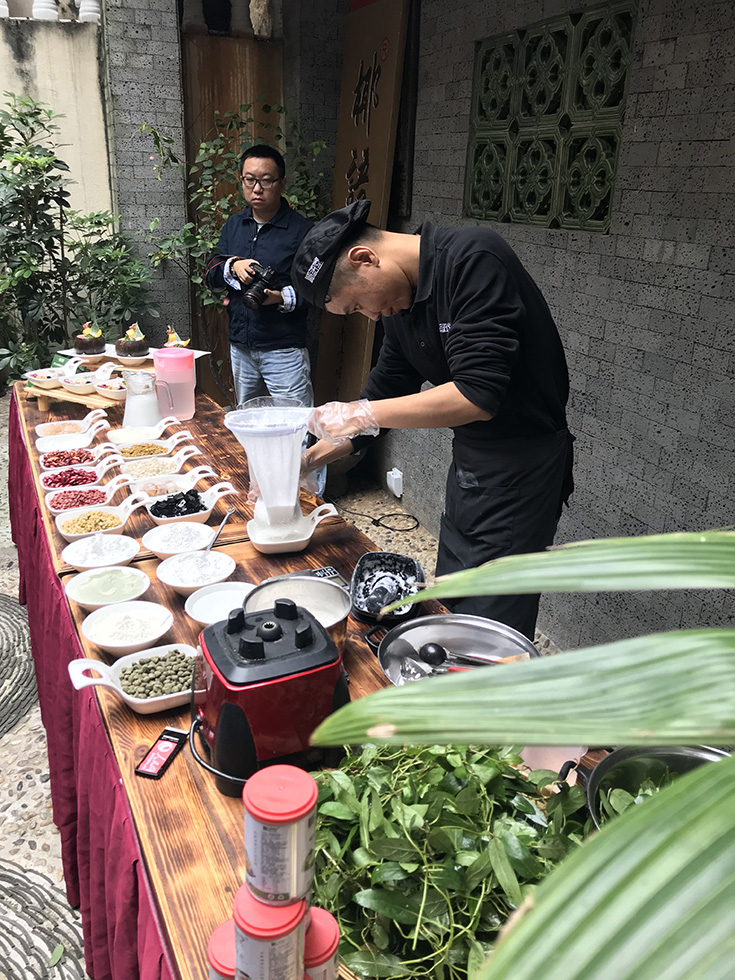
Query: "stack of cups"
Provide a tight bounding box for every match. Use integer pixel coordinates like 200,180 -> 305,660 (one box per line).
206,765 -> 340,980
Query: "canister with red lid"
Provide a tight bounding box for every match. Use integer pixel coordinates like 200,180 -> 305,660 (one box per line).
207,918 -> 236,980
243,765 -> 318,905
233,884 -> 306,980
304,907 -> 340,980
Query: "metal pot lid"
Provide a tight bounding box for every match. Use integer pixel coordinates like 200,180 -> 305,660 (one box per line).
377,613 -> 538,686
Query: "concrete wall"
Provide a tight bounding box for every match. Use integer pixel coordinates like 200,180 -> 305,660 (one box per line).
367,0 -> 735,649
100,0 -> 190,343
0,20 -> 112,215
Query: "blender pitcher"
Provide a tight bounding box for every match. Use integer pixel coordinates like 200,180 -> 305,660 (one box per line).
154,348 -> 196,421
122,370 -> 163,428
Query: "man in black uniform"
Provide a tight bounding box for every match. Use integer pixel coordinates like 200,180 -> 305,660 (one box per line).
291,201 -> 573,640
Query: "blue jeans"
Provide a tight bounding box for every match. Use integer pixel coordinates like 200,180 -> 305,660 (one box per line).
230,344 -> 326,495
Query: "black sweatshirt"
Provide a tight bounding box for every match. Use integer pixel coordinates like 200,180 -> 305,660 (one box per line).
357,221 -> 569,453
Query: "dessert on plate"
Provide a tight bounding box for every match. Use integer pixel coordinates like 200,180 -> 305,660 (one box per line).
74,322 -> 105,355
115,322 -> 149,357
164,328 -> 190,348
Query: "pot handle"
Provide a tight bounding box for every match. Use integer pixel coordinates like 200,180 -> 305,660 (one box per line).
68,658 -> 119,695
364,624 -> 387,656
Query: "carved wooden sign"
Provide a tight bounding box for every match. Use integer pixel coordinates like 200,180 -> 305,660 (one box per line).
315,0 -> 409,404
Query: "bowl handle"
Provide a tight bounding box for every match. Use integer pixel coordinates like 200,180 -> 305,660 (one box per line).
186,466 -> 218,483
87,419 -> 111,439
64,356 -> 84,374
203,482 -> 237,505
171,445 -> 202,467
118,492 -> 150,521
166,430 -> 193,449
104,474 -> 133,496
68,658 -> 119,694
308,503 -> 339,527
84,408 -> 109,425
94,442 -> 118,458
156,415 -> 181,436
98,454 -> 124,478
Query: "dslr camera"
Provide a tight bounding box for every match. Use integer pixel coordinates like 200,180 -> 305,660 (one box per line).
242,261 -> 280,309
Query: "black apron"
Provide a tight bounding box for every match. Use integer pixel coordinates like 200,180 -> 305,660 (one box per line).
435,428 -> 574,640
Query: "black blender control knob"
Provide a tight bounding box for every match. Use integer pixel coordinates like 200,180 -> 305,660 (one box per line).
226,608 -> 245,634
257,619 -> 283,642
274,598 -> 298,620
239,635 -> 265,659
294,622 -> 313,649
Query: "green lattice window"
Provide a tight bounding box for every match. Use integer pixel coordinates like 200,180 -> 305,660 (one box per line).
465,2 -> 636,231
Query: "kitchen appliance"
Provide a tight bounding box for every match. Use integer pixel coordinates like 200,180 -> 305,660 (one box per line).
223,397 -> 337,554
153,347 -> 196,421
190,598 -> 350,796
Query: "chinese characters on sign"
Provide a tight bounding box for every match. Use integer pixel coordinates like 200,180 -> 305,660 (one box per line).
345,51 -> 382,206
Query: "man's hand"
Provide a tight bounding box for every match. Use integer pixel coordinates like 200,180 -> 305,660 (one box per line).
231,258 -> 258,284
262,289 -> 284,306
308,400 -> 380,444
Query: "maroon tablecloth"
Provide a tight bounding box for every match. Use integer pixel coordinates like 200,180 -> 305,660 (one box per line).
9,391 -> 175,980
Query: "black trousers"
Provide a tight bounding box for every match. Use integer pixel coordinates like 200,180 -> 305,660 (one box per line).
435,428 -> 574,641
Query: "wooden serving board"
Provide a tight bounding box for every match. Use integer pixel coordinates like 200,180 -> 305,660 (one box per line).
24,383 -> 120,412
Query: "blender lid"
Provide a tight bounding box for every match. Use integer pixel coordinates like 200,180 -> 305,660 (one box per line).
201,599 -> 339,685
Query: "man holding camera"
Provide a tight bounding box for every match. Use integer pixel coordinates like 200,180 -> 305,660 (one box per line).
205,145 -> 314,407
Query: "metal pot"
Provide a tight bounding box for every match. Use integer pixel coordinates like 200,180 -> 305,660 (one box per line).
366,613 -> 539,686
586,744 -> 730,829
243,576 -> 352,653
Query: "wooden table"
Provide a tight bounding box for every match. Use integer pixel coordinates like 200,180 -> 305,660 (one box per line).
13,382 -> 416,980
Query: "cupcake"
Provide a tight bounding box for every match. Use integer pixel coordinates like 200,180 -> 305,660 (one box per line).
164,328 -> 190,348
115,322 -> 149,357
74,322 -> 105,355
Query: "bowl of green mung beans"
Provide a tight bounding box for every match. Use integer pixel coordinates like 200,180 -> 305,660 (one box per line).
67,644 -> 199,714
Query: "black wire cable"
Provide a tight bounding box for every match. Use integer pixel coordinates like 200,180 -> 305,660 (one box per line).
324,494 -> 420,532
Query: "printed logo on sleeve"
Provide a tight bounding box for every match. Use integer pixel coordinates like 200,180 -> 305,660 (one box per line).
305,257 -> 323,283
439,322 -> 451,333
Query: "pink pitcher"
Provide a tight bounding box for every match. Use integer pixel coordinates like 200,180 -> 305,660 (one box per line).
153,348 -> 196,421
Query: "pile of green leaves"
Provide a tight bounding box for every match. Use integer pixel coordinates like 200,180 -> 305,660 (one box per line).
598,770 -> 676,824
312,743 -> 588,979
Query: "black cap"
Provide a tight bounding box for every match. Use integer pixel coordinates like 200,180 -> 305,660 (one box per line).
291,199 -> 372,308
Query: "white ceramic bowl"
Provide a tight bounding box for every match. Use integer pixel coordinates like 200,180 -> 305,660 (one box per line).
65,565 -> 150,612
115,354 -> 149,367
146,482 -> 237,526
141,521 -> 215,560
36,420 -> 111,454
116,432 -> 195,461
157,550 -> 236,597
38,441 -> 118,471
45,474 -> 133,515
39,454 -> 123,492
54,493 -> 149,542
68,644 -> 199,714
35,408 -> 108,439
184,582 -> 256,626
59,375 -> 98,393
107,417 -> 182,446
61,533 -> 141,572
94,380 -> 127,402
81,601 -> 174,657
24,368 -> 62,390
119,445 -> 202,479
129,465 -> 218,500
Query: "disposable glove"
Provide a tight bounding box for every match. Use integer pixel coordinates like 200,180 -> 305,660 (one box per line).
308,399 -> 380,444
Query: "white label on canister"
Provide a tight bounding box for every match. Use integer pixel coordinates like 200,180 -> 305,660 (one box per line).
235,921 -> 304,980
305,949 -> 339,980
244,810 -> 316,904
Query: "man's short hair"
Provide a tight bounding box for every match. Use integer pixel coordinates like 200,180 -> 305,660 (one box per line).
239,144 -> 286,180
327,224 -> 382,300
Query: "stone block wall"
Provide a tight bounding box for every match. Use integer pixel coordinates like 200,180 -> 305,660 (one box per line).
101,0 -> 190,343
370,0 -> 735,649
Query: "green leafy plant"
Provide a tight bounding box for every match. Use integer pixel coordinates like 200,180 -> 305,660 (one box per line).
143,100 -> 327,399
0,93 -> 157,378
312,743 -> 588,979
313,531 -> 735,980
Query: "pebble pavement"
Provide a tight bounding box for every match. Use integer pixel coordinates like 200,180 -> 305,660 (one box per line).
0,390 -> 558,978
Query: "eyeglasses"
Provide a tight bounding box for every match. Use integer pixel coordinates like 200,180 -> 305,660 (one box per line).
240,175 -> 280,189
